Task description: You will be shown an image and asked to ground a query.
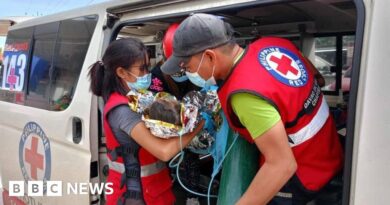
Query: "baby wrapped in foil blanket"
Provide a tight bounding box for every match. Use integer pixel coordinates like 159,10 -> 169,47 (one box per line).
127,88 -> 221,152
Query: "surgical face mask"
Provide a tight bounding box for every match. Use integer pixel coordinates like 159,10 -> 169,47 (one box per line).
185,53 -> 216,88
126,72 -> 152,91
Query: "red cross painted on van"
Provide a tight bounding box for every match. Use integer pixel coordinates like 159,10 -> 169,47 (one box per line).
19,122 -> 51,193
24,136 -> 44,180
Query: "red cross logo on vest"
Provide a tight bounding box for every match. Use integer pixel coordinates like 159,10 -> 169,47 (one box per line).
7,67 -> 18,90
259,47 -> 308,87
270,55 -> 299,76
24,136 -> 44,180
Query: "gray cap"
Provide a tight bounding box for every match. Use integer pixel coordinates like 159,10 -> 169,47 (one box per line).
161,13 -> 233,75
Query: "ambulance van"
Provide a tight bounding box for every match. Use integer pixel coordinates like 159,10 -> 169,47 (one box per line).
0,0 -> 388,204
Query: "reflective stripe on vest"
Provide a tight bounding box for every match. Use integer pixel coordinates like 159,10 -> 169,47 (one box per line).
108,157 -> 125,173
140,161 -> 166,177
288,98 -> 329,147
110,156 -> 166,177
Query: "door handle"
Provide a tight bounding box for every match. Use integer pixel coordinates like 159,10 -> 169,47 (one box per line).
72,117 -> 82,144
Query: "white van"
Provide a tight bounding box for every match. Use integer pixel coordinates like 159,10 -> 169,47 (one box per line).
0,0 -> 388,204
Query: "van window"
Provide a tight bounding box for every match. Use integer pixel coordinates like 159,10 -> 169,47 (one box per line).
0,27 -> 33,104
26,22 -> 59,109
0,15 -> 98,110
341,35 -> 355,92
314,36 -> 337,91
50,16 -> 99,111
313,34 -> 355,93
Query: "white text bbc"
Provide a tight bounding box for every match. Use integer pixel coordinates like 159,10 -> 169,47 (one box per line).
9,181 -> 114,196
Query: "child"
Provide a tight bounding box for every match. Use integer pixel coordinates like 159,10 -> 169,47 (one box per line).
143,89 -> 220,152
127,88 -> 220,152
127,88 -> 224,203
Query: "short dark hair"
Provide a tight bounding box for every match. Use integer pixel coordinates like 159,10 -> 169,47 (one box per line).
89,38 -> 147,101
217,40 -> 236,54
145,99 -> 182,126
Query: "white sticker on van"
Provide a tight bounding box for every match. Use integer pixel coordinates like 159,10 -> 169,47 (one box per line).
19,122 -> 51,194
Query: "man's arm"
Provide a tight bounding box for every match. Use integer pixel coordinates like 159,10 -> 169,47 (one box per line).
230,92 -> 297,204
235,120 -> 297,205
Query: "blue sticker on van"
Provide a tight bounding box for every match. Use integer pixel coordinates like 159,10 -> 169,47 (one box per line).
2,42 -> 29,91
19,122 -> 51,193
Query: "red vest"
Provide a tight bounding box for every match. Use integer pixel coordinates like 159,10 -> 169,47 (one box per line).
104,93 -> 175,205
218,37 -> 343,191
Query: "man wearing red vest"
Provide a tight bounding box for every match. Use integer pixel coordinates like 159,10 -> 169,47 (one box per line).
162,13 -> 344,204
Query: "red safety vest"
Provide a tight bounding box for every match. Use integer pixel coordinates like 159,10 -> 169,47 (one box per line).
104,92 -> 175,205
218,37 -> 343,191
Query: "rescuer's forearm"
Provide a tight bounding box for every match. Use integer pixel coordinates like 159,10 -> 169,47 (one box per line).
235,120 -> 297,205
235,160 -> 297,205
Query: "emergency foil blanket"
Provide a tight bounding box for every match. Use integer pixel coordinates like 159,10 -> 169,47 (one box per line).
126,88 -> 221,153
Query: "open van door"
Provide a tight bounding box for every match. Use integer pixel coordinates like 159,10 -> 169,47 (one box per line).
105,0 -> 360,204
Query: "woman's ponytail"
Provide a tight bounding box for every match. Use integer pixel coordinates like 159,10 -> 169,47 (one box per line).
89,61 -> 105,97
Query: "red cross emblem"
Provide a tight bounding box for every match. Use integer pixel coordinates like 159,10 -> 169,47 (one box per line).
7,67 -> 18,90
270,55 -> 299,76
24,136 -> 44,180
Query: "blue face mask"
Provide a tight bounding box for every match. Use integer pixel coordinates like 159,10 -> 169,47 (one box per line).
171,75 -> 189,83
126,72 -> 152,91
185,53 -> 216,88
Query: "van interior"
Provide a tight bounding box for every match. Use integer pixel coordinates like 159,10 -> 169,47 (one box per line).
98,0 -> 358,204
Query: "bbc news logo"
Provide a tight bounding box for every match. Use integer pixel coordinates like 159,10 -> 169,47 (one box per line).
9,181 -> 114,196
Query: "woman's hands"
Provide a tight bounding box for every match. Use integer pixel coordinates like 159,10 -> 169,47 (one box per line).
186,120 -> 205,138
130,120 -> 205,161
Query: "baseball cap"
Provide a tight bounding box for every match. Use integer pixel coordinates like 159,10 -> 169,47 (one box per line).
161,13 -> 234,75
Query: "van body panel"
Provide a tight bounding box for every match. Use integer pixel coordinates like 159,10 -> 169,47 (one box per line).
117,0 -> 256,22
0,7 -> 107,205
350,1 -> 390,204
